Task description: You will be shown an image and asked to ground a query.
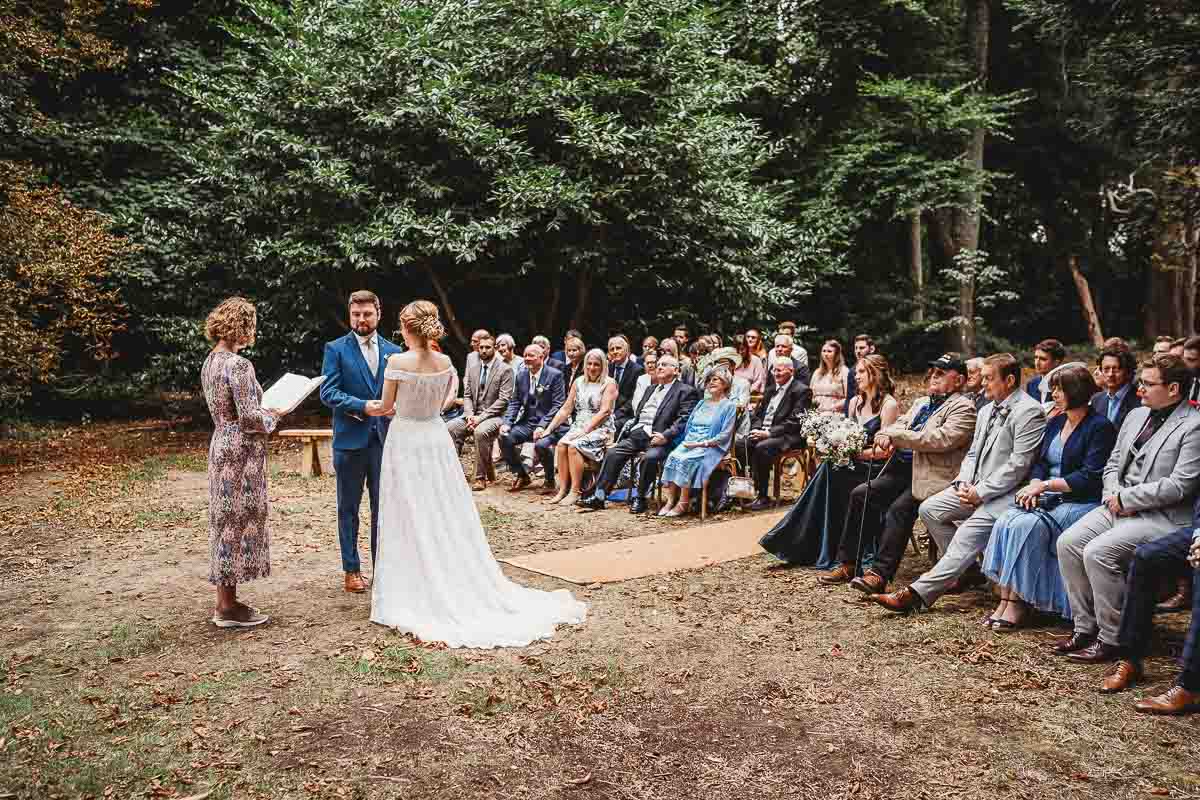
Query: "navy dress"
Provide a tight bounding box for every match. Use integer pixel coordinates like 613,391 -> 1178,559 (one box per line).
760,415 -> 882,568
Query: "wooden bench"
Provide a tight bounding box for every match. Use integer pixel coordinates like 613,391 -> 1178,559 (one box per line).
278,429 -> 333,477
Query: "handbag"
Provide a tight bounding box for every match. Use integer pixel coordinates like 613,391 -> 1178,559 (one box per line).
726,432 -> 757,500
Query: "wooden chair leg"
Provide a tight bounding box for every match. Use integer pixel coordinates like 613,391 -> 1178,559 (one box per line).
772,462 -> 782,501
701,482 -> 708,520
300,438 -> 321,477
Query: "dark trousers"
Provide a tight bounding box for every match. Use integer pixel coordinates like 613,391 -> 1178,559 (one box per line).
596,428 -> 669,500
1117,527 -> 1200,691
835,459 -> 912,566
749,436 -> 791,498
499,421 -> 562,482
333,440 -> 384,574
866,488 -> 923,581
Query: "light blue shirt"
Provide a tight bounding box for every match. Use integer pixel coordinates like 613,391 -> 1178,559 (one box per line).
1104,381 -> 1133,425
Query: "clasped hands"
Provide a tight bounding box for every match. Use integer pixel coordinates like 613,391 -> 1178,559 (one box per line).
1015,479 -> 1047,510
1189,536 -> 1200,570
953,480 -> 982,507
1103,493 -> 1135,518
363,400 -> 395,417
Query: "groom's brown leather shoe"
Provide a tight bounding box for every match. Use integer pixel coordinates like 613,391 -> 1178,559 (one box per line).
344,572 -> 368,593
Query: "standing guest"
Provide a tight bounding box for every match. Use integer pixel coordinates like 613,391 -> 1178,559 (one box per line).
746,328 -> 769,361
981,366 -> 1116,629
746,359 -> 813,512
641,335 -> 659,360
1090,347 -> 1139,430
608,335 -> 643,426
1182,336 -> 1200,404
811,340 -> 850,415
321,290 -> 404,594
869,354 -> 1047,613
579,355 -> 700,514
1053,353 -> 1200,662
768,333 -> 811,385
1026,338 -> 1066,404
777,321 -> 798,338
658,367 -> 739,517
839,356 -> 978,594
963,357 -> 989,411
561,335 -> 586,388
673,324 -> 691,356
542,349 -> 618,507
733,334 -> 767,393
496,334 -> 517,369
764,354 -> 898,570
447,335 -> 514,491
499,345 -> 567,493
1090,496 -> 1200,710
1153,336 -> 1174,355
202,297 -> 283,628
550,329 -> 584,365
659,337 -> 695,386
843,335 -> 876,415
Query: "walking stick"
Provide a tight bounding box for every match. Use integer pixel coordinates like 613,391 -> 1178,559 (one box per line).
855,446 -> 894,575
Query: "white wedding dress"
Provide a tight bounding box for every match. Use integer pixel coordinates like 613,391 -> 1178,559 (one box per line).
370,367 -> 587,647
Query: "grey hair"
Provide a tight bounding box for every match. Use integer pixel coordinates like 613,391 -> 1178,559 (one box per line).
583,348 -> 609,383
966,357 -> 985,370
774,333 -> 794,347
657,354 -> 679,369
706,365 -> 733,390
496,333 -> 515,348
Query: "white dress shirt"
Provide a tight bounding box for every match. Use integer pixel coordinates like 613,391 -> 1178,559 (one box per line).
762,378 -> 793,429
635,380 -> 675,434
355,331 -> 379,376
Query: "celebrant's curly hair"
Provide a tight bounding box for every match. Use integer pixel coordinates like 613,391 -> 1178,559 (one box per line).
205,297 -> 257,346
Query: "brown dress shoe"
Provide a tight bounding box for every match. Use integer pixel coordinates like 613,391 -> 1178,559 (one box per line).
508,474 -> 532,492
1135,685 -> 1200,715
850,570 -> 886,594
868,587 -> 923,613
1156,578 -> 1192,612
537,484 -> 559,496
344,572 -> 368,593
471,479 -> 488,492
1066,641 -> 1120,663
818,563 -> 856,585
1100,659 -> 1142,694
1051,632 -> 1095,654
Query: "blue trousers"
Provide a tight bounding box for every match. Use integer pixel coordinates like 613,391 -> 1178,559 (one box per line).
499,421 -> 562,481
333,441 -> 383,574
1117,526 -> 1200,691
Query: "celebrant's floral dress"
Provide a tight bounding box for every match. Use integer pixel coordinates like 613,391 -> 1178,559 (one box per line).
202,351 -> 278,585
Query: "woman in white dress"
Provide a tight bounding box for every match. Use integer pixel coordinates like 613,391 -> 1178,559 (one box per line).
540,348 -> 618,507
364,300 -> 587,648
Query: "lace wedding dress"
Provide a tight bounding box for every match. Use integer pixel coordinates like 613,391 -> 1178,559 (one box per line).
370,367 -> 587,647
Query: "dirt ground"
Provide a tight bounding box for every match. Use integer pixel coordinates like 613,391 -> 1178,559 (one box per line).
2,419 -> 1199,800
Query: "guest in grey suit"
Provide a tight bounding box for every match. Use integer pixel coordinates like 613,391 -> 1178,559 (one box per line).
868,353 -> 1047,612
447,334 -> 514,490
1053,353 -> 1200,662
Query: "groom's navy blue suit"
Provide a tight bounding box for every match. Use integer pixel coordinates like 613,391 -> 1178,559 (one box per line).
320,331 -> 402,574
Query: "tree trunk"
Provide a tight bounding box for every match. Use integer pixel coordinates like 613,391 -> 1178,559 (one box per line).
569,266 -> 593,331
910,209 -> 925,323
1067,255 -> 1105,348
1145,221 -> 1189,339
543,269 -> 562,334
421,263 -> 468,346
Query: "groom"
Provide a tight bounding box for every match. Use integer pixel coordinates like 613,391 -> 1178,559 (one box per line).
319,290 -> 402,593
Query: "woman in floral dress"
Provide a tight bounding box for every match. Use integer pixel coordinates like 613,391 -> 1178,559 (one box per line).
542,349 -> 618,507
201,297 -> 283,628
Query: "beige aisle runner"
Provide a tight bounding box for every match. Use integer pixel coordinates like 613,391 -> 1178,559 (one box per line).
501,510 -> 786,584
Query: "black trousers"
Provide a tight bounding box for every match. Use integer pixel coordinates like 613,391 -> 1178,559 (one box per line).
835,459 -> 912,567
749,436 -> 792,497
596,428 -> 670,500
864,487 -> 923,581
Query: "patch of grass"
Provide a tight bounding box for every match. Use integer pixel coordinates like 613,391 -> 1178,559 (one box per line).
94,620 -> 163,663
0,691 -> 34,725
160,451 -> 207,471
117,456 -> 170,487
186,670 -> 259,701
453,684 -> 516,718
337,645 -> 468,684
50,495 -> 83,514
478,506 -> 515,531
133,505 -> 197,529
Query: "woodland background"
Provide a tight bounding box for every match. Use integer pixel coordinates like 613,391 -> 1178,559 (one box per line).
1,0 -> 1197,418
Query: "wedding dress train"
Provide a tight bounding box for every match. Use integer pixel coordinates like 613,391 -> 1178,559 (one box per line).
370,367 -> 587,647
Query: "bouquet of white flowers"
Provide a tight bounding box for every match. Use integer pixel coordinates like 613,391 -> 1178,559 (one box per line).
799,412 -> 868,468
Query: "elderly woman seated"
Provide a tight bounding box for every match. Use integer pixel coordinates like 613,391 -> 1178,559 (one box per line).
980,364 -> 1117,630
657,366 -> 739,517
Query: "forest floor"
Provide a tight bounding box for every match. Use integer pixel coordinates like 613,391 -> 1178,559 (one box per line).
2,416 -> 1199,800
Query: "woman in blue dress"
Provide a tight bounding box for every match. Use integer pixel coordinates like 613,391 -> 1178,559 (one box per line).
658,367 -> 739,517
982,364 -> 1117,630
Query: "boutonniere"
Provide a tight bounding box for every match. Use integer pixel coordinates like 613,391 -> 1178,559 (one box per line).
996,404 -> 1012,421
535,385 -> 546,396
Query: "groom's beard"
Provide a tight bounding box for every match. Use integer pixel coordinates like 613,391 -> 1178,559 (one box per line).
353,321 -> 378,336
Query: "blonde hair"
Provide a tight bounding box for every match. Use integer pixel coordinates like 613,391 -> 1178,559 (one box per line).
205,297 -> 256,346
398,300 -> 445,343
583,348 -> 609,384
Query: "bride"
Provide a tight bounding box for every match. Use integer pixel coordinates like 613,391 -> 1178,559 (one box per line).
363,300 -> 586,647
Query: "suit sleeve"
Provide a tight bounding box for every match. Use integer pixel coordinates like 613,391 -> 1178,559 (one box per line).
481,367 -> 514,421
540,372 -> 567,427
886,399 -> 977,454
1118,421 -> 1200,513
1062,417 -> 1116,497
770,386 -> 811,439
974,404 -> 1047,503
319,342 -> 367,415
461,367 -> 476,418
664,386 -> 700,442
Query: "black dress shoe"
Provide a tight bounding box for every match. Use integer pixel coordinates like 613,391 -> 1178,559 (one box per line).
1066,641 -> 1120,663
748,497 -> 773,512
578,494 -> 606,511
1051,632 -> 1096,655
629,499 -> 649,514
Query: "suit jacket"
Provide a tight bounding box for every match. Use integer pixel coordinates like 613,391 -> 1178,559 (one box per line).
954,389 -> 1047,511
609,358 -> 644,430
319,332 -> 403,450
624,380 -> 700,444
546,356 -> 567,374
750,378 -> 813,449
843,366 -> 857,416
462,355 -> 514,422
1030,409 -> 1117,502
503,364 -> 566,429
1089,385 -> 1141,432
881,392 -> 978,500
1103,402 -> 1200,526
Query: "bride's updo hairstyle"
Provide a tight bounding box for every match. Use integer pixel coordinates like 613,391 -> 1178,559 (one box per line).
399,300 -> 446,343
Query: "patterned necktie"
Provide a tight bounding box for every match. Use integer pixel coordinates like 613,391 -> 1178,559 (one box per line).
364,337 -> 378,375
479,364 -> 488,395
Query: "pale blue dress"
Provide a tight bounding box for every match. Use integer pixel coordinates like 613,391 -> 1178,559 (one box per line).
661,398 -> 738,488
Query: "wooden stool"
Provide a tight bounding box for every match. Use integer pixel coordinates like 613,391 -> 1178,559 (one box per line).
278,429 -> 333,476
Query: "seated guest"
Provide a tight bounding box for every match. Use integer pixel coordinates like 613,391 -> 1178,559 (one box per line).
1054,353 -> 1200,662
746,328 -> 769,361
843,335 -> 876,415
835,356 -> 978,594
659,367 -> 739,517
447,335 -> 515,490
641,335 -> 659,360
767,333 -> 811,386
629,350 -> 659,411
746,359 -> 813,512
673,324 -> 690,355
495,334 -> 517,369
532,335 -> 565,373
1183,336 -> 1200,404
763,355 -> 898,568
690,340 -> 711,376
963,357 -> 988,411
980,366 -> 1117,629
541,349 -> 618,506
499,345 -> 567,493
1171,338 -> 1186,357
1027,339 -> 1066,403
1091,347 -> 1139,430
811,340 -> 850,415
705,347 -> 752,407
659,337 -> 695,386
1090,497 -> 1200,712
608,335 -> 643,419
777,320 -> 798,339
561,335 -> 586,387
733,334 -> 766,393
1153,336 -> 1174,355
580,355 -> 699,514
550,328 -> 583,365
465,328 -> 490,371
869,354 -> 1046,613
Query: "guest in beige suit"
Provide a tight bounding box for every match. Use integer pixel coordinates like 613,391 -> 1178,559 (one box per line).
447,334 -> 514,490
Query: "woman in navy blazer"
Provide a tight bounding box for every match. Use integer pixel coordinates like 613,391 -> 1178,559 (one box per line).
982,365 -> 1117,630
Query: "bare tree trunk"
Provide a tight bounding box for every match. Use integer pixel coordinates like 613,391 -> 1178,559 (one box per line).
543,270 -> 562,334
421,263 -> 468,346
910,209 -> 925,323
1186,216 -> 1199,335
569,267 -> 593,331
1067,255 -> 1105,347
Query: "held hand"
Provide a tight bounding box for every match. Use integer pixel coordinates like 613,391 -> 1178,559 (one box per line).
500,424 -> 511,436
956,482 -> 982,507
1104,495 -> 1123,517
650,433 -> 667,447
534,427 -> 546,441
749,429 -> 768,442
1189,538 -> 1200,569
364,400 -> 385,417
874,434 -> 891,451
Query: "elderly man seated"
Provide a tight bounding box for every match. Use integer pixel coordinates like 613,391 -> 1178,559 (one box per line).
1053,354 -> 1200,662
766,333 -> 811,386
746,358 -> 813,512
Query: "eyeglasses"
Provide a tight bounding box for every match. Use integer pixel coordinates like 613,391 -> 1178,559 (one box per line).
1138,379 -> 1164,388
